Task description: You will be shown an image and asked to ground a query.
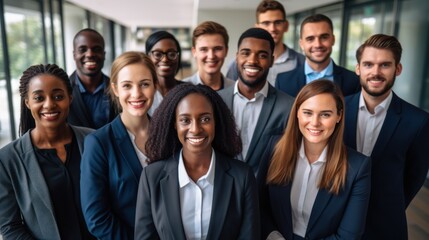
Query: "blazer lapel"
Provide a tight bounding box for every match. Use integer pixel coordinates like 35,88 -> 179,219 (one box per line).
20,133 -> 57,223
371,93 -> 401,161
306,188 -> 333,233
207,152 -> 233,239
344,93 -> 360,149
245,85 -> 276,162
112,117 -> 142,182
160,155 -> 186,239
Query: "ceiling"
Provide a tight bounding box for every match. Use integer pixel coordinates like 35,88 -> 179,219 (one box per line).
66,0 -> 340,28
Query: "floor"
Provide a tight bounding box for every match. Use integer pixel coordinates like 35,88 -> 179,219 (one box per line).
407,183 -> 429,239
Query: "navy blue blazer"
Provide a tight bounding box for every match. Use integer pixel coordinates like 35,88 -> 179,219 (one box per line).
344,92 -> 429,239
134,151 -> 260,240
218,84 -> 294,175
68,71 -> 117,129
258,137 -> 371,240
275,61 -> 360,97
81,116 -> 143,240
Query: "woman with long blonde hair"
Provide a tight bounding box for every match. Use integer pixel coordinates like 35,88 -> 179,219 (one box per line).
259,80 -> 371,240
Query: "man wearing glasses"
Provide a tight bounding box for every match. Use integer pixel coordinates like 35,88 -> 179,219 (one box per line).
183,21 -> 235,91
226,0 -> 304,86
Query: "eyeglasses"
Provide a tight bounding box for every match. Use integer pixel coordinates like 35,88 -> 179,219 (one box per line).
258,20 -> 286,27
150,50 -> 179,61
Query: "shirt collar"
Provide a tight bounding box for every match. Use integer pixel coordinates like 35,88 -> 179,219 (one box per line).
359,91 -> 393,113
275,44 -> 290,64
298,139 -> 328,164
233,80 -> 269,100
76,74 -> 106,94
304,59 -> 334,77
178,148 -> 216,188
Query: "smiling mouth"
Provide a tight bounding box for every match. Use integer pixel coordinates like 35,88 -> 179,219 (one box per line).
187,137 -> 206,145
308,129 -> 322,135
129,100 -> 146,107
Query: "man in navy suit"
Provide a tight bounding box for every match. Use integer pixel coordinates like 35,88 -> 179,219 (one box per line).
276,14 -> 360,97
69,28 -> 116,129
218,28 -> 294,176
344,34 -> 429,239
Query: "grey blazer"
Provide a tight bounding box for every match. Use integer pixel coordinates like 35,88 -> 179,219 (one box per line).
134,151 -> 260,240
218,84 -> 294,175
0,125 -> 93,239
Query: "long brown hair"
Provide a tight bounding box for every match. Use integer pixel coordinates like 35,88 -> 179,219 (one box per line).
266,80 -> 347,194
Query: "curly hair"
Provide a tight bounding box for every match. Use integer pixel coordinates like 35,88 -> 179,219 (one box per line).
19,64 -> 72,136
146,83 -> 242,162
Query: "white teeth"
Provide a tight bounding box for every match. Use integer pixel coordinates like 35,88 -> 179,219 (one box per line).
129,101 -> 144,106
42,113 -> 59,117
159,66 -> 170,70
84,62 -> 96,66
245,68 -> 259,73
308,129 -> 321,134
188,138 -> 204,144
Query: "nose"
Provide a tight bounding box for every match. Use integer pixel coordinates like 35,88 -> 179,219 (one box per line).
43,97 -> 56,108
131,85 -> 142,98
190,120 -> 201,134
310,115 -> 320,126
247,53 -> 259,64
207,49 -> 215,59
314,37 -> 322,47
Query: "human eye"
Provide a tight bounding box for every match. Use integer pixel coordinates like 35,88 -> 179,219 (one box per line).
381,62 -> 392,68
167,51 -> 178,60
151,51 -> 163,60
201,116 -> 211,123
92,46 -> 103,53
362,62 -> 372,68
121,83 -> 131,89
239,50 -> 250,57
53,94 -> 65,101
302,111 -> 312,116
305,36 -> 314,42
178,117 -> 190,125
33,95 -> 44,102
259,21 -> 270,27
140,81 -> 151,88
258,52 -> 269,59
320,112 -> 332,118
214,46 -> 224,52
199,47 -> 208,53
274,20 -> 284,26
78,47 -> 87,54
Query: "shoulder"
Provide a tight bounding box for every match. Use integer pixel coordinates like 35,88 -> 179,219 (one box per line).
70,125 -> 94,136
144,156 -> 176,179
181,73 -> 197,84
396,95 -> 429,119
334,63 -> 357,76
346,147 -> 371,174
218,85 -> 234,98
270,86 -> 294,104
217,152 -> 253,179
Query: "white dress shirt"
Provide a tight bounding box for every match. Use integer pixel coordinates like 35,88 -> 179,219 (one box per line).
356,91 -> 392,156
232,81 -> 268,160
291,142 -> 327,237
148,90 -> 163,116
178,149 -> 215,240
126,130 -> 148,167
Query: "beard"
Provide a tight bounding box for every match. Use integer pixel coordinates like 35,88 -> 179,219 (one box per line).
361,75 -> 395,97
238,68 -> 269,88
305,48 -> 332,65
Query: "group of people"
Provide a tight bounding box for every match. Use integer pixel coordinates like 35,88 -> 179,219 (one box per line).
0,0 -> 428,240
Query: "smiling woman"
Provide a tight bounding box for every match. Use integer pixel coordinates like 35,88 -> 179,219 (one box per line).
0,64 -> 95,239
134,83 -> 260,239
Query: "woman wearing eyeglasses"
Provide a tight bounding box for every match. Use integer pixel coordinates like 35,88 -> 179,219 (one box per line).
146,31 -> 183,115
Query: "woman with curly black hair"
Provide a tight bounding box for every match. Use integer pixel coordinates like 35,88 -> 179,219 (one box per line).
135,83 -> 260,239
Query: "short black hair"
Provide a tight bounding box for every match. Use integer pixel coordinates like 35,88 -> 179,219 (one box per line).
238,28 -> 275,53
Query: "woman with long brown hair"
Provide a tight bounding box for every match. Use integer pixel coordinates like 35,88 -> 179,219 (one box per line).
258,80 -> 371,240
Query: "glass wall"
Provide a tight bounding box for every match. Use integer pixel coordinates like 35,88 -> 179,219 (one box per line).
0,0 -> 128,148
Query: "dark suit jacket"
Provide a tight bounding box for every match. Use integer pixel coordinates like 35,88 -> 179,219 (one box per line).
81,116 -> 143,240
134,151 -> 260,240
218,84 -> 294,175
0,126 -> 93,239
68,71 -> 117,129
258,136 -> 371,240
344,92 -> 429,239
275,61 -> 360,97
